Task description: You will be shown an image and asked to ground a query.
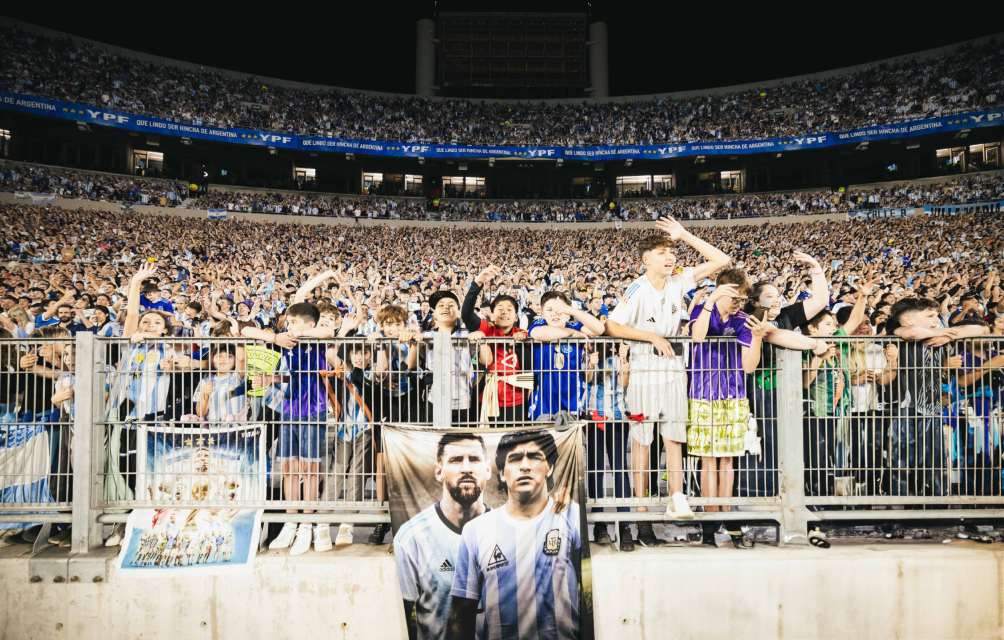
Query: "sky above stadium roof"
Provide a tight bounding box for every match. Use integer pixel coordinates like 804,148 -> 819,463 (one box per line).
6,4 -> 1001,97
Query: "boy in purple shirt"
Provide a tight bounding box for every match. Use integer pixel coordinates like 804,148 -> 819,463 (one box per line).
688,269 -> 767,525
258,302 -> 329,555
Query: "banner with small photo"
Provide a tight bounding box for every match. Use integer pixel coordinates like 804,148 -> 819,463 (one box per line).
117,423 -> 265,575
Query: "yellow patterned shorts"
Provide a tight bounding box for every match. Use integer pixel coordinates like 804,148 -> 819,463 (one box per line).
687,398 -> 750,458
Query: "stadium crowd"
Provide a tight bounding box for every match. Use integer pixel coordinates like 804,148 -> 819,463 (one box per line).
3,160 -> 1003,222
1,199 -> 1003,549
2,24 -> 1001,146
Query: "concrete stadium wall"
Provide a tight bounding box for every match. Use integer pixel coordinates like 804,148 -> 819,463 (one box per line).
0,543 -> 1001,639
0,193 -> 853,230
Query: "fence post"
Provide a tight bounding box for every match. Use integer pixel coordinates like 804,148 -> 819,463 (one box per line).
776,348 -> 812,545
431,332 -> 453,428
70,332 -> 103,554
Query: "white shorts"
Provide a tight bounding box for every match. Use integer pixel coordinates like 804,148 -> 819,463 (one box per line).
625,355 -> 688,446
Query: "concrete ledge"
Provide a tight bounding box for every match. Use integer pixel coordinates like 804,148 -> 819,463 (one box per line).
1,541 -> 1002,639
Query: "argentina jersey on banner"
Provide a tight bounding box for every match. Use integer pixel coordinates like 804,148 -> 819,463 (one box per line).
384,424 -> 594,640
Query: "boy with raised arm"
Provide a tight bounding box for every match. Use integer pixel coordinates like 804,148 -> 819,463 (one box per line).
604,216 -> 730,543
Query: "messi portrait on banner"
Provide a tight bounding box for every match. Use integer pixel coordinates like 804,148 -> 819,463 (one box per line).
137,423 -> 265,505
384,424 -> 593,640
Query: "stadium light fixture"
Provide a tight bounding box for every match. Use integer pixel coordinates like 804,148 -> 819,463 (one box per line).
625,159 -> 633,167
180,137 -> 192,146
556,158 -> 563,167
75,122 -> 91,132
268,147 -> 277,155
855,142 -> 869,151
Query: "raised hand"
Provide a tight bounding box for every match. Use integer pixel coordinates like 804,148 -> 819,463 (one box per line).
792,251 -> 823,272
131,264 -> 158,284
655,216 -> 687,241
475,265 -> 501,287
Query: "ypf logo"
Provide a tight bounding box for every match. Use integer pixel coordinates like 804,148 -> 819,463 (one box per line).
258,134 -> 292,145
526,148 -> 556,158
402,145 -> 430,154
85,109 -> 129,125
969,112 -> 1001,125
792,135 -> 828,146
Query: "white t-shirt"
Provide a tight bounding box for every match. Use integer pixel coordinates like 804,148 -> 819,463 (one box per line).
609,268 -> 696,359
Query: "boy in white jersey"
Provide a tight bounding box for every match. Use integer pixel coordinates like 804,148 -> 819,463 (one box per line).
605,216 -> 731,539
394,433 -> 491,640
449,430 -> 581,640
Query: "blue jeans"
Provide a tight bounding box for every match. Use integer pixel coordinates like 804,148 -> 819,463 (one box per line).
889,415 -> 945,497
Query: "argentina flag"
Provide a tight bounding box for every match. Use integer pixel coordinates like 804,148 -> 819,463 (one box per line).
0,418 -> 53,529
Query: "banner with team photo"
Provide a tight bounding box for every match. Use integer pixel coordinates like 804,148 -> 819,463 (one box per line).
116,507 -> 262,575
136,424 -> 266,505
383,424 -> 594,640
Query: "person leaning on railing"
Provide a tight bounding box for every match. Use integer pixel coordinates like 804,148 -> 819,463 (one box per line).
948,317 -> 1004,496
688,268 -> 769,547
885,298 -> 990,497
846,320 -> 899,496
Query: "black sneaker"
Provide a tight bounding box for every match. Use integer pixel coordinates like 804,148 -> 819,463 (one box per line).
593,524 -> 612,545
18,525 -> 42,544
368,523 -> 390,545
618,525 -> 635,552
636,522 -> 662,547
701,521 -> 719,546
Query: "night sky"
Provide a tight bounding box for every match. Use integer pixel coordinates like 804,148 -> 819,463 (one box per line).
5,4 -> 1000,96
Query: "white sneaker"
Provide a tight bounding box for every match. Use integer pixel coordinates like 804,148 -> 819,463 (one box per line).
335,523 -> 354,548
289,524 -> 312,556
666,492 -> 695,519
268,523 -> 297,551
313,524 -> 333,552
104,524 -> 124,547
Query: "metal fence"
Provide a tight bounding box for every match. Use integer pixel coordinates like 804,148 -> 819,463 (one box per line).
2,333 -> 1004,552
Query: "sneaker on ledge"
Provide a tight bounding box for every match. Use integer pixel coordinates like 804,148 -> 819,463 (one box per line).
368,522 -> 390,545
313,524 -> 333,552
268,522 -> 297,551
335,523 -> 354,548
666,492 -> 695,520
289,523 -> 313,556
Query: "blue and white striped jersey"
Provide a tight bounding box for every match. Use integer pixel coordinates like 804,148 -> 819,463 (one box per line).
452,498 -> 581,640
108,344 -> 171,420
194,373 -> 247,423
579,355 -> 628,421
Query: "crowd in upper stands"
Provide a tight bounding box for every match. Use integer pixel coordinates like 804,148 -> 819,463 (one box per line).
2,24 -> 1001,146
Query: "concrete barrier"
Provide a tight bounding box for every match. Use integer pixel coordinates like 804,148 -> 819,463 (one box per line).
1,542 -> 1001,639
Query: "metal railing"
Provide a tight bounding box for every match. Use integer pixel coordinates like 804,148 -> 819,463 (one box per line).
2,333 -> 1004,552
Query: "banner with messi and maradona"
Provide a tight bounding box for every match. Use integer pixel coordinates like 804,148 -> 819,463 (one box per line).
383,423 -> 594,640
2,91 -> 1000,162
